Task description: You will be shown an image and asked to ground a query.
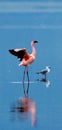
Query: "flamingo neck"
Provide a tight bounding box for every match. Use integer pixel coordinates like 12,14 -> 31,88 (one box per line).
31,42 -> 36,57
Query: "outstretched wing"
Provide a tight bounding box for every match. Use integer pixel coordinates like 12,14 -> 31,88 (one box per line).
9,48 -> 26,61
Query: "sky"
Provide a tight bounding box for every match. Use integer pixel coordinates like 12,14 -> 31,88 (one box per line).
0,0 -> 62,130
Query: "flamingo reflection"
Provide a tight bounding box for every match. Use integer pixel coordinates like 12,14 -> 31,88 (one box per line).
11,67 -> 36,126
11,96 -> 36,126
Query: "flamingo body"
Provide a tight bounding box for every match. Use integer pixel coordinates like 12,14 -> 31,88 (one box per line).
9,40 -> 38,96
9,40 -> 38,66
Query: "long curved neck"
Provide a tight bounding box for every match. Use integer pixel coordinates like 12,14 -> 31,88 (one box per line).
31,42 -> 36,57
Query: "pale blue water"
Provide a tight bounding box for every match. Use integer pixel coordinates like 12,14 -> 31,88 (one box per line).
0,0 -> 62,130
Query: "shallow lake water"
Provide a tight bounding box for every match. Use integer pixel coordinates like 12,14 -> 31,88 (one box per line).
0,0 -> 62,130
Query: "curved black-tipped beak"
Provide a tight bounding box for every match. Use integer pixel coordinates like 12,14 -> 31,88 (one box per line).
34,41 -> 38,43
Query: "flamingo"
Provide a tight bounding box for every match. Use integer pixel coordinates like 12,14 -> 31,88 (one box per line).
9,40 -> 38,95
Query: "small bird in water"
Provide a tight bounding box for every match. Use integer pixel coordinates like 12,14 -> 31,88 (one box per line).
36,66 -> 51,79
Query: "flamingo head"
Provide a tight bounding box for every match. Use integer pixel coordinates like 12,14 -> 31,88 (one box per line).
31,40 -> 38,46
34,41 -> 38,43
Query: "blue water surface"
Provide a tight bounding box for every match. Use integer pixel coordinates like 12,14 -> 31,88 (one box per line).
0,0 -> 62,130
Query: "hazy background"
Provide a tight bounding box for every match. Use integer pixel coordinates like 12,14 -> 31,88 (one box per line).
0,0 -> 62,129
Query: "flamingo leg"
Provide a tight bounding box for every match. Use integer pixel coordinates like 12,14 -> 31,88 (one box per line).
22,66 -> 30,96
23,66 -> 27,83
22,66 -> 27,96
26,67 -> 30,95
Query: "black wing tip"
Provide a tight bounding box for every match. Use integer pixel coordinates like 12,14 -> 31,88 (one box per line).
8,49 -> 17,56
9,49 -> 14,52
8,49 -> 14,54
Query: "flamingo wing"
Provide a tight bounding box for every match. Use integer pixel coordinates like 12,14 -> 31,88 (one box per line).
9,48 -> 26,61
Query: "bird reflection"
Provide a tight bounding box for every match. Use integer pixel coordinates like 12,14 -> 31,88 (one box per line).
11,96 -> 36,126
11,93 -> 36,126
37,78 -> 51,87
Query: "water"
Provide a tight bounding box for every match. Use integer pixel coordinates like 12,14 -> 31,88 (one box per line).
0,0 -> 62,130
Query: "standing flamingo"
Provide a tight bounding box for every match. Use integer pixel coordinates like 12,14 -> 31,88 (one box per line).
9,40 -> 38,95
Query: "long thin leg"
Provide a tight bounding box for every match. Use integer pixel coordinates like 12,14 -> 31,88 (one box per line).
26,67 -> 30,95
22,66 -> 27,96
22,66 -> 30,96
23,81 -> 27,97
23,66 -> 27,83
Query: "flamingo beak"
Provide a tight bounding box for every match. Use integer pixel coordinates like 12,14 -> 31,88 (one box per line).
34,41 -> 38,43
